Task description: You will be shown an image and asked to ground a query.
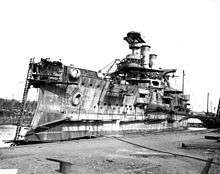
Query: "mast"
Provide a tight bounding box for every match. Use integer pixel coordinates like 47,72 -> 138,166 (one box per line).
182,70 -> 185,94
207,92 -> 209,113
123,31 -> 148,68
216,98 -> 220,120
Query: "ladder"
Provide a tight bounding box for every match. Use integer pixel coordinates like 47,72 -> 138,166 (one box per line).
14,58 -> 34,141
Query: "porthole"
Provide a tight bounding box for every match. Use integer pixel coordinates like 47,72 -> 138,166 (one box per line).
71,92 -> 81,106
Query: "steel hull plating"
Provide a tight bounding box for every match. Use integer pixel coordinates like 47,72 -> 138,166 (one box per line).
24,114 -> 187,142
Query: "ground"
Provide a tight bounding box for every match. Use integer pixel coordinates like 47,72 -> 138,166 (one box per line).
0,130 -> 220,174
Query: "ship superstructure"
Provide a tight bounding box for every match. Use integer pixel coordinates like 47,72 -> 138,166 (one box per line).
14,32 -> 190,142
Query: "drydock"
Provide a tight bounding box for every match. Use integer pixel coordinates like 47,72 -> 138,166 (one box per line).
12,32 -> 190,142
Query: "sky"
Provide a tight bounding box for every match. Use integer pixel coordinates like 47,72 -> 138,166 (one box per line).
0,0 -> 220,112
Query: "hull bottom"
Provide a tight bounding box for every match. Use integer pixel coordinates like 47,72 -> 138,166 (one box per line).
24,115 -> 188,142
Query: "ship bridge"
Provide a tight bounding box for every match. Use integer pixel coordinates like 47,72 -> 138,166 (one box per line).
110,32 -> 177,89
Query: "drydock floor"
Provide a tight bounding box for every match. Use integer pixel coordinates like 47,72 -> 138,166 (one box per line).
0,130 -> 220,174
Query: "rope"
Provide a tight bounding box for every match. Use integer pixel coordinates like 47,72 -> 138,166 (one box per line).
106,136 -> 220,166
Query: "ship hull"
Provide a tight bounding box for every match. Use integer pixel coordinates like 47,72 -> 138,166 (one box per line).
23,82 -> 189,143
24,113 -> 188,142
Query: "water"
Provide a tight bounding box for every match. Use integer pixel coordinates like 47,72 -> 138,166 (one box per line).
0,125 -> 16,147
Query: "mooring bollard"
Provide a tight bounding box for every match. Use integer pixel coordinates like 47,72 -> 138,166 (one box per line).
47,158 -> 73,174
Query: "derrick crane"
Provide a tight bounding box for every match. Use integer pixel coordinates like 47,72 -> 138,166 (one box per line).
97,59 -> 120,106
98,59 -> 120,78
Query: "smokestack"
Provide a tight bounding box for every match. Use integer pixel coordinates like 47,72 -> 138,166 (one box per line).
140,45 -> 151,57
140,45 -> 151,66
149,54 -> 157,68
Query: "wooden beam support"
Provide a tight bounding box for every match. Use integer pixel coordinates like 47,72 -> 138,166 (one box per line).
47,158 -> 73,174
